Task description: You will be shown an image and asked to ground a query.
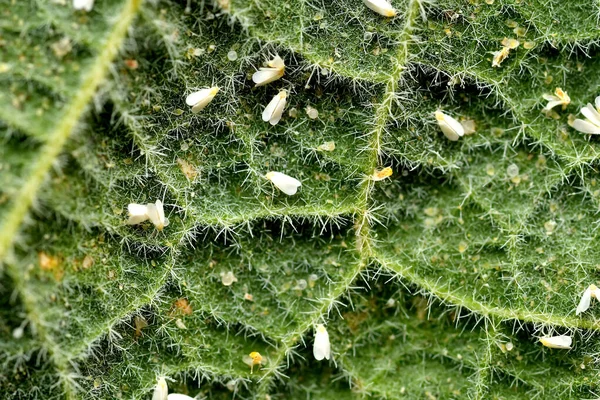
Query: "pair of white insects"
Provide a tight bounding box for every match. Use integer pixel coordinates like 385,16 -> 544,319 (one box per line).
539,88 -> 600,135
537,284 -> 600,350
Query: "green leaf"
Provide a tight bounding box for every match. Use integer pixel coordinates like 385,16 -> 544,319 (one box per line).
2,0 -> 600,399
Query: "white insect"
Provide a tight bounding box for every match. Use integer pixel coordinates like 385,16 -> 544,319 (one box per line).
262,91 -> 288,125
576,284 -> 599,315
252,56 -> 285,87
167,395 -> 195,400
153,377 -> 168,400
539,335 -> 572,350
127,200 -> 169,231
570,96 -> 600,135
185,87 -> 219,114
220,271 -> 238,286
313,324 -> 331,361
73,0 -> 94,11
363,0 -> 397,17
542,87 -> 570,113
265,171 -> 301,196
152,377 -> 195,400
435,110 -> 465,141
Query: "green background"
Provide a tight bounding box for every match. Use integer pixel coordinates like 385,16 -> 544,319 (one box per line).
1,0 -> 600,398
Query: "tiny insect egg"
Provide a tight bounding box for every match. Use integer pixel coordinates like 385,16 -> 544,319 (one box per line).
227,50 -> 238,61
485,164 -> 495,176
175,319 -> 187,329
505,342 -> 514,351
295,279 -> 308,290
12,327 -> 24,339
317,141 -> 336,152
506,163 -> 519,178
544,220 -> 557,235
306,106 -> 319,119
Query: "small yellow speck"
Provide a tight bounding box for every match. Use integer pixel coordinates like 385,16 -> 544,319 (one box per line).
372,167 -> 393,181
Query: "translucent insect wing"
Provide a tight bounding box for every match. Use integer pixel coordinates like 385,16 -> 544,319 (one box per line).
581,104 -> 600,126
435,111 -> 464,141
252,69 -> 282,87
167,395 -> 195,400
128,203 -> 148,216
127,203 -> 149,225
152,377 -> 169,400
268,56 -> 285,69
572,118 -> 600,134
313,325 -> 331,361
185,89 -> 210,106
540,335 -> 572,349
269,94 -> 287,125
576,287 -> 592,315
73,0 -> 94,11
363,0 -> 396,16
262,95 -> 281,122
267,172 -> 301,196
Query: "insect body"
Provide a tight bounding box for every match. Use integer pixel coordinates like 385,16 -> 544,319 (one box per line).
185,87 -> 219,113
313,324 -> 331,361
252,56 -> 285,87
262,91 -> 288,125
265,171 -> 302,195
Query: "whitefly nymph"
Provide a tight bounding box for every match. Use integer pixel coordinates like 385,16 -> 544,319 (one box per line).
363,0 -> 397,17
